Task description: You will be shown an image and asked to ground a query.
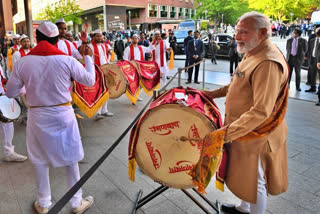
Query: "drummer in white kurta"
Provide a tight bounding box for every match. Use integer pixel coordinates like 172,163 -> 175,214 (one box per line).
88,29 -> 113,120
0,66 -> 27,162
6,22 -> 95,214
152,30 -> 172,84
55,18 -> 83,59
123,34 -> 155,61
12,34 -> 32,69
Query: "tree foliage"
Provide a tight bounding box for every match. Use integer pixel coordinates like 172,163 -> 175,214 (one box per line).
195,0 -> 251,29
35,0 -> 82,25
248,0 -> 318,21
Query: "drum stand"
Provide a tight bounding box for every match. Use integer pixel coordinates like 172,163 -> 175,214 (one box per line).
132,185 -> 221,214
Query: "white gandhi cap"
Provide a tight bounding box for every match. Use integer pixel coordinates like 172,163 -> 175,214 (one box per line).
54,18 -> 66,24
20,34 -> 29,41
38,21 -> 59,38
13,34 -> 20,39
93,29 -> 102,34
66,31 -> 72,35
154,30 -> 160,34
132,34 -> 138,38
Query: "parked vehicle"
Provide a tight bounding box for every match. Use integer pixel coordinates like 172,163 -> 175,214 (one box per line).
204,34 -> 234,58
174,30 -> 189,54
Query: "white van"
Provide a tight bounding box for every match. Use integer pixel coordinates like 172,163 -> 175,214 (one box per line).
311,11 -> 320,24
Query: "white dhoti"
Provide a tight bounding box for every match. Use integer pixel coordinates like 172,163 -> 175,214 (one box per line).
160,66 -> 168,85
96,101 -> 109,115
0,121 -> 14,156
236,157 -> 267,214
27,106 -> 84,167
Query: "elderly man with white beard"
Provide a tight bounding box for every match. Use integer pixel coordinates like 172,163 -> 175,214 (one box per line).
204,11 -> 289,214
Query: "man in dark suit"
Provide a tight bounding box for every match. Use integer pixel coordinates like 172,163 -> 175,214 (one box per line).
306,28 -> 320,92
306,24 -> 320,85
184,30 -> 193,68
286,28 -> 308,91
114,34 -> 125,60
186,30 -> 203,84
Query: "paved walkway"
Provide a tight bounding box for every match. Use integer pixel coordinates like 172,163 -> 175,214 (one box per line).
0,77 -> 319,214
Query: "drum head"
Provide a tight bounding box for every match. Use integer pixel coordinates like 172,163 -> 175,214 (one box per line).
135,104 -> 216,189
100,64 -> 127,99
0,96 -> 21,122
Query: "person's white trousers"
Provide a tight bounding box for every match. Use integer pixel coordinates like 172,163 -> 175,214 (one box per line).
33,163 -> 82,208
236,157 -> 267,214
97,101 -> 108,115
0,122 -> 14,156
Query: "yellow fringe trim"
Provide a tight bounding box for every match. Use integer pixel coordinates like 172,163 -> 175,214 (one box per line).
75,113 -> 84,119
110,51 -> 115,62
72,91 -> 109,119
125,87 -> 141,105
128,158 -> 136,182
139,80 -> 160,96
215,180 -> 225,192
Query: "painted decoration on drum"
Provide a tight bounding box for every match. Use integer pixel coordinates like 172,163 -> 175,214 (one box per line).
130,60 -> 161,96
117,60 -> 141,104
72,64 -> 109,118
128,87 -> 223,189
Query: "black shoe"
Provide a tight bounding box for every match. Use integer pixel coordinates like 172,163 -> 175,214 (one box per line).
305,87 -> 316,92
296,88 -> 301,91
194,81 -> 200,84
221,204 -> 249,214
316,101 -> 320,106
185,81 -> 191,84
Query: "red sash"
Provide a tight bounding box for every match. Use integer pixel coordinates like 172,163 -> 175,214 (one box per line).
152,39 -> 164,67
55,40 -> 71,56
130,45 -> 144,61
92,40 -> 106,66
28,41 -> 66,56
19,48 -> 31,57
72,42 -> 78,49
104,43 -> 109,60
13,44 -> 20,50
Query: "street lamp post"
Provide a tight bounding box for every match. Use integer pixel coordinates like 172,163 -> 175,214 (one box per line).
204,10 -> 208,20
128,11 -> 131,31
222,13 -> 224,25
290,13 -> 294,23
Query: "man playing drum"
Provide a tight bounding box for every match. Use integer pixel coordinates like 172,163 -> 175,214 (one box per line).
6,22 -> 95,214
152,30 -> 172,84
88,29 -> 114,120
123,34 -> 155,61
0,66 -> 27,162
54,18 -> 83,59
205,12 -> 289,214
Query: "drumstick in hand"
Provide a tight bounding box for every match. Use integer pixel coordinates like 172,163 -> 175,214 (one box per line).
180,136 -> 203,142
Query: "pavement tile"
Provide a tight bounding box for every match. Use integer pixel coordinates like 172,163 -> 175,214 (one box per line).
267,196 -> 314,214
142,199 -> 185,214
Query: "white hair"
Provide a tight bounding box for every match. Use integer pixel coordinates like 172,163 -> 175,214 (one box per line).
238,11 -> 271,38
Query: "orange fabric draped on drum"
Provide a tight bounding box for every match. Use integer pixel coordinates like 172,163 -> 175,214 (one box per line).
72,64 -> 109,118
189,82 -> 289,194
128,87 -> 223,183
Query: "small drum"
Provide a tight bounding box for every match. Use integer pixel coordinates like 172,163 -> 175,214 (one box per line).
129,87 -> 223,189
100,64 -> 127,99
0,95 -> 22,123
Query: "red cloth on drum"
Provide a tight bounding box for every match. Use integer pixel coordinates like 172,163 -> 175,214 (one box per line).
128,87 -> 223,182
72,64 -> 109,118
134,60 -> 161,96
117,60 -> 140,104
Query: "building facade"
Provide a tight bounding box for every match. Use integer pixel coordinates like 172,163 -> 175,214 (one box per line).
0,0 -> 18,37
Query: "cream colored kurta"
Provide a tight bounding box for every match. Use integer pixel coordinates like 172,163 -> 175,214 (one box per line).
210,39 -> 289,203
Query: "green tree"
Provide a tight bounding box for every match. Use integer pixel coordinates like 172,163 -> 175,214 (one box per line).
248,0 -> 318,21
194,0 -> 250,31
36,0 -> 82,30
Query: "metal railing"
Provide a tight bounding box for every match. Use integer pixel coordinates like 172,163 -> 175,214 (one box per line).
177,59 -> 206,89
48,60 -> 207,213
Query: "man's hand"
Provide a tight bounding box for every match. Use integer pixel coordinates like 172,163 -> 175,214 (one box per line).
203,90 -> 216,99
79,31 -> 87,43
193,55 -> 198,59
317,63 -> 320,70
84,45 -> 93,57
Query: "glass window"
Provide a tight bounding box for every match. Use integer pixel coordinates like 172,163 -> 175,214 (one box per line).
178,8 -> 184,19
160,6 -> 168,18
191,9 -> 195,18
128,9 -> 140,19
149,4 -> 158,18
170,7 -> 176,18
185,8 -> 190,19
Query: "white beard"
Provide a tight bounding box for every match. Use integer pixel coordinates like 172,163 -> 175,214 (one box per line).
236,36 -> 260,54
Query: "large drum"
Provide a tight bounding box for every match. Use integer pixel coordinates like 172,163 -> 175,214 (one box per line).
129,87 -> 223,189
0,95 -> 22,123
100,64 -> 127,99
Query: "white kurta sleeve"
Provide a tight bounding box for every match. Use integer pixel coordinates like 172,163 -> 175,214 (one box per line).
70,41 -> 83,60
12,52 -> 21,69
70,55 -> 95,87
123,46 -> 130,61
143,45 -> 155,54
6,62 -> 24,98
